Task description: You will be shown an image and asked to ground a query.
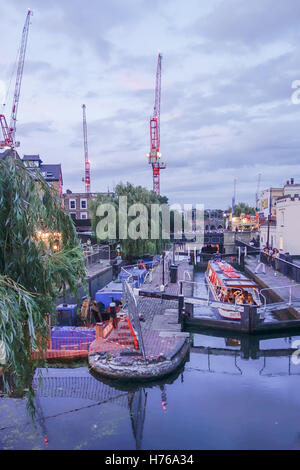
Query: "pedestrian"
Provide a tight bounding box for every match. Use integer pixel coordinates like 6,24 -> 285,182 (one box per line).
273,248 -> 280,272
109,302 -> 118,329
90,300 -> 103,323
255,250 -> 266,274
270,248 -> 276,269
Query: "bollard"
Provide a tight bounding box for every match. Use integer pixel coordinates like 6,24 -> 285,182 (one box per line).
240,252 -> 245,270
178,294 -> 184,328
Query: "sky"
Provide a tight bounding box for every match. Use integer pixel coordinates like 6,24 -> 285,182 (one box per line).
1,0 -> 300,209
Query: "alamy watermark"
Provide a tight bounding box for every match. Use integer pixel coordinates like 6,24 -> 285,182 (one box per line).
95,197 -> 204,244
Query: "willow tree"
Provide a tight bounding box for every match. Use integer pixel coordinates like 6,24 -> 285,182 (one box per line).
90,182 -> 169,262
0,156 -> 86,396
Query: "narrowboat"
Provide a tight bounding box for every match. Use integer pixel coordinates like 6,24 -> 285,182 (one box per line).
205,259 -> 261,320
94,279 -> 123,318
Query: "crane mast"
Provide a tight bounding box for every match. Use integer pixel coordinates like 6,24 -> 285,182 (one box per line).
0,9 -> 32,149
147,53 -> 166,195
82,104 -> 90,193
232,178 -> 237,215
255,173 -> 261,210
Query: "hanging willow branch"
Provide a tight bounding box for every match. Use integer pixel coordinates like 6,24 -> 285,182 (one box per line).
0,157 -> 86,396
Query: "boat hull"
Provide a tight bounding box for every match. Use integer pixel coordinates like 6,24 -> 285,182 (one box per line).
205,272 -> 241,320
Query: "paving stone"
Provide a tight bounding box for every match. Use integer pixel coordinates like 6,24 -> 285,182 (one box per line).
159,331 -> 189,338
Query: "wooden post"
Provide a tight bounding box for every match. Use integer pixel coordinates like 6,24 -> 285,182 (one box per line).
241,305 -> 259,333
241,304 -> 250,332
241,335 -> 260,360
95,323 -> 103,338
178,294 -> 184,327
46,314 -> 52,350
240,251 -> 245,270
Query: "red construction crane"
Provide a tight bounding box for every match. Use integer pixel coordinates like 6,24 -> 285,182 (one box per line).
82,104 -> 90,193
147,53 -> 166,195
0,9 -> 32,149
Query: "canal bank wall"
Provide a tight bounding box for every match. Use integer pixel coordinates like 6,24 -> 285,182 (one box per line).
55,263 -> 113,307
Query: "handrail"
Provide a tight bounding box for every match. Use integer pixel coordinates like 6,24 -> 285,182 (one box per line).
179,279 -> 210,305
180,279 -> 250,313
259,284 -> 300,311
238,240 -> 300,269
143,270 -> 153,284
183,270 -> 192,281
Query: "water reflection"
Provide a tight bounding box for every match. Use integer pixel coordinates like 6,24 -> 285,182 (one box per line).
21,365 -> 184,450
31,370 -> 149,450
188,327 -> 300,377
2,330 -> 300,449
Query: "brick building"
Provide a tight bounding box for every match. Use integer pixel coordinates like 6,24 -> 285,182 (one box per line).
22,154 -> 63,198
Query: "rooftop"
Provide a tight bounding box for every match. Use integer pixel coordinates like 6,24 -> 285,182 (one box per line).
23,154 -> 42,161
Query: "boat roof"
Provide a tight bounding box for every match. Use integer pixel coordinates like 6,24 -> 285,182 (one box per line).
208,260 -> 258,289
97,280 -> 123,293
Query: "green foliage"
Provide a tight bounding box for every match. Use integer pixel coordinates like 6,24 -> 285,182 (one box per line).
0,157 -> 86,395
227,202 -> 256,217
90,182 -> 169,261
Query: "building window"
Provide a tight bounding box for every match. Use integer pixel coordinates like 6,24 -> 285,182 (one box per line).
280,236 -> 283,250
69,199 -> 76,210
81,212 -> 88,220
281,211 -> 284,227
70,213 -> 76,220
80,199 -> 87,209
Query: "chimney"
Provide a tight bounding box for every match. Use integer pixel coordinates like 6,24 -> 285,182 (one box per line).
291,178 -> 294,185
286,180 -> 289,185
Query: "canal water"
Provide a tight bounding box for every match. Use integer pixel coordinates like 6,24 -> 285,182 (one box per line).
1,273 -> 300,450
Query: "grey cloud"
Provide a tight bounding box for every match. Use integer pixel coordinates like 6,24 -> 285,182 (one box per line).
193,0 -> 300,47
18,121 -> 56,137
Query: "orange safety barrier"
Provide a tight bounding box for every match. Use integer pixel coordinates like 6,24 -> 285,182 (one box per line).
125,317 -> 139,350
96,319 -> 114,339
31,315 -> 140,361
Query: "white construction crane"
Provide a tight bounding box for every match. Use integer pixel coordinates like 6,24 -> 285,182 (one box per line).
0,9 -> 32,149
255,173 -> 261,211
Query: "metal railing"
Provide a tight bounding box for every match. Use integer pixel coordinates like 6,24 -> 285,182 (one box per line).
121,280 -> 146,361
83,244 -> 113,267
259,285 -> 300,311
237,240 -> 300,283
179,279 -> 245,312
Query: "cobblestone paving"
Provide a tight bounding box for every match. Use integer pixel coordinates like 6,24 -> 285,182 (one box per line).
138,298 -> 178,331
90,329 -> 186,364
137,259 -> 193,330
246,256 -> 300,316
